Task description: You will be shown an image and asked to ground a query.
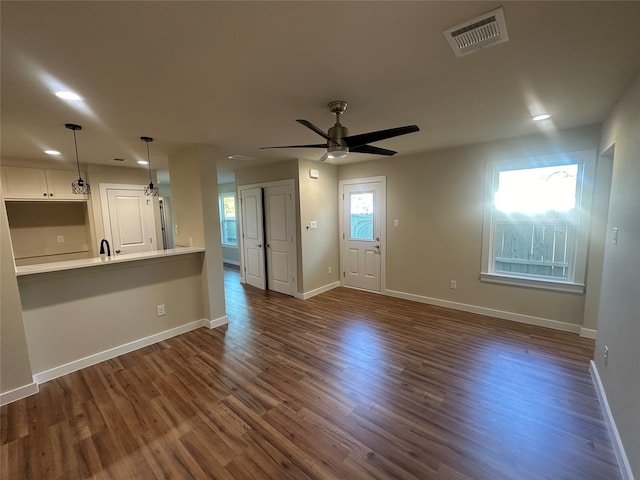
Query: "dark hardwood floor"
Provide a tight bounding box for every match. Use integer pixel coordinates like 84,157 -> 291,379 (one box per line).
1,265 -> 621,479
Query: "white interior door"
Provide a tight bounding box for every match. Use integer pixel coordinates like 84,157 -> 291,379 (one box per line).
341,180 -> 384,292
264,184 -> 295,296
102,186 -> 157,255
241,187 -> 266,290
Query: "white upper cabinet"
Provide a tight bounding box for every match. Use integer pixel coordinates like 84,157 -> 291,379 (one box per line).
1,166 -> 88,201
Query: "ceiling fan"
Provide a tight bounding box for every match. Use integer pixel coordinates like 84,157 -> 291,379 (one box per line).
261,101 -> 420,161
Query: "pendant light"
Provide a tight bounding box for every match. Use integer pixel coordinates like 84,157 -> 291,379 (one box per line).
65,123 -> 91,195
140,136 -> 158,196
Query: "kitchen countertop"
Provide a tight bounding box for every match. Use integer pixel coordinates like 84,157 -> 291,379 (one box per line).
15,247 -> 205,276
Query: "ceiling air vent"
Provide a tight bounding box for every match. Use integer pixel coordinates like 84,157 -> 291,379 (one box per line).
443,7 -> 509,58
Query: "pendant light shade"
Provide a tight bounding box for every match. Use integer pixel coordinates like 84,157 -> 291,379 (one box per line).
65,123 -> 91,195
141,136 -> 158,196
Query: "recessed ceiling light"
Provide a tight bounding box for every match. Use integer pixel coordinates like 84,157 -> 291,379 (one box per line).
228,154 -> 257,161
44,150 -> 61,156
55,90 -> 82,101
533,113 -> 551,121
137,160 -> 149,165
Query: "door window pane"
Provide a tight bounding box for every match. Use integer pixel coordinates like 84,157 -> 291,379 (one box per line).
350,192 -> 374,240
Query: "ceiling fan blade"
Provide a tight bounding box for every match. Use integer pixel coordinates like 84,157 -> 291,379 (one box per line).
260,143 -> 326,150
297,119 -> 331,141
350,145 -> 397,156
344,125 -> 419,148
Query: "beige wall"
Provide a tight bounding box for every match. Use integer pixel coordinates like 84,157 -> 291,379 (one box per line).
595,73 -> 640,477
169,144 -> 226,323
235,159 -> 298,187
0,191 -> 34,397
338,124 -> 603,327
6,202 -> 91,265
19,254 -> 205,375
298,159 -> 339,293
582,154 -> 613,332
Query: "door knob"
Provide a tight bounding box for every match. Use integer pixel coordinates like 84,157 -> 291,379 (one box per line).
256,244 -> 262,248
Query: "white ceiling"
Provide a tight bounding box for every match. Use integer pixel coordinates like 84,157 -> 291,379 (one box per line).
2,2 -> 640,183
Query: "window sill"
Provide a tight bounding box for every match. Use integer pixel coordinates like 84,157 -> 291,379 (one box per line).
221,243 -> 238,249
480,272 -> 584,294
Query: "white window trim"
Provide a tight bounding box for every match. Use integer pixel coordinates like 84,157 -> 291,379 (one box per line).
480,150 -> 596,294
219,192 -> 237,247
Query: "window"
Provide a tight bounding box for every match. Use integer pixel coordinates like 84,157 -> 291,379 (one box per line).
219,193 -> 237,246
481,151 -> 595,293
349,192 -> 374,240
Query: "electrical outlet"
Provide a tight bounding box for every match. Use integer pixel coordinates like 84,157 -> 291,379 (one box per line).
604,345 -> 609,365
328,266 -> 332,275
57,235 -> 64,243
157,304 -> 166,316
449,280 -> 457,290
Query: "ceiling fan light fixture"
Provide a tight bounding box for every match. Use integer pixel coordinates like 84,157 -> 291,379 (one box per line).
327,148 -> 349,159
260,100 -> 419,161
140,136 -> 159,197
65,123 -> 91,195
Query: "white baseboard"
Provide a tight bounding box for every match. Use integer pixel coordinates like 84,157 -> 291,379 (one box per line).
385,289 -> 581,334
33,319 -> 205,385
590,361 -> 634,480
0,381 -> 39,406
301,281 -> 341,300
580,327 -> 598,339
202,315 -> 229,329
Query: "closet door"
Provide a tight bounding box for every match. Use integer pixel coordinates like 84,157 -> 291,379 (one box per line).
240,187 -> 266,290
264,184 -> 295,296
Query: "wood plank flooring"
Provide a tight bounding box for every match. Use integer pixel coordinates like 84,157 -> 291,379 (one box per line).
1,266 -> 621,479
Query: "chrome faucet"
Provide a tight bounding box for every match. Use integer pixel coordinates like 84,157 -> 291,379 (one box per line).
99,239 -> 111,257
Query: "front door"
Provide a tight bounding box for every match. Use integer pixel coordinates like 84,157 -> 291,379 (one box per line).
102,186 -> 157,255
341,178 -> 385,292
240,187 -> 266,290
264,184 -> 295,295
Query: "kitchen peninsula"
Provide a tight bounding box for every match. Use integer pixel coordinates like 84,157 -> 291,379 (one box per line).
15,247 -> 219,385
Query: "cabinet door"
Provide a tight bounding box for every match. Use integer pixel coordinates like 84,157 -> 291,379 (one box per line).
46,169 -> 88,200
1,166 -> 49,199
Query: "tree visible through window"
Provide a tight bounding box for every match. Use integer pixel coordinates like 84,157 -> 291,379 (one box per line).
219,193 -> 237,245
